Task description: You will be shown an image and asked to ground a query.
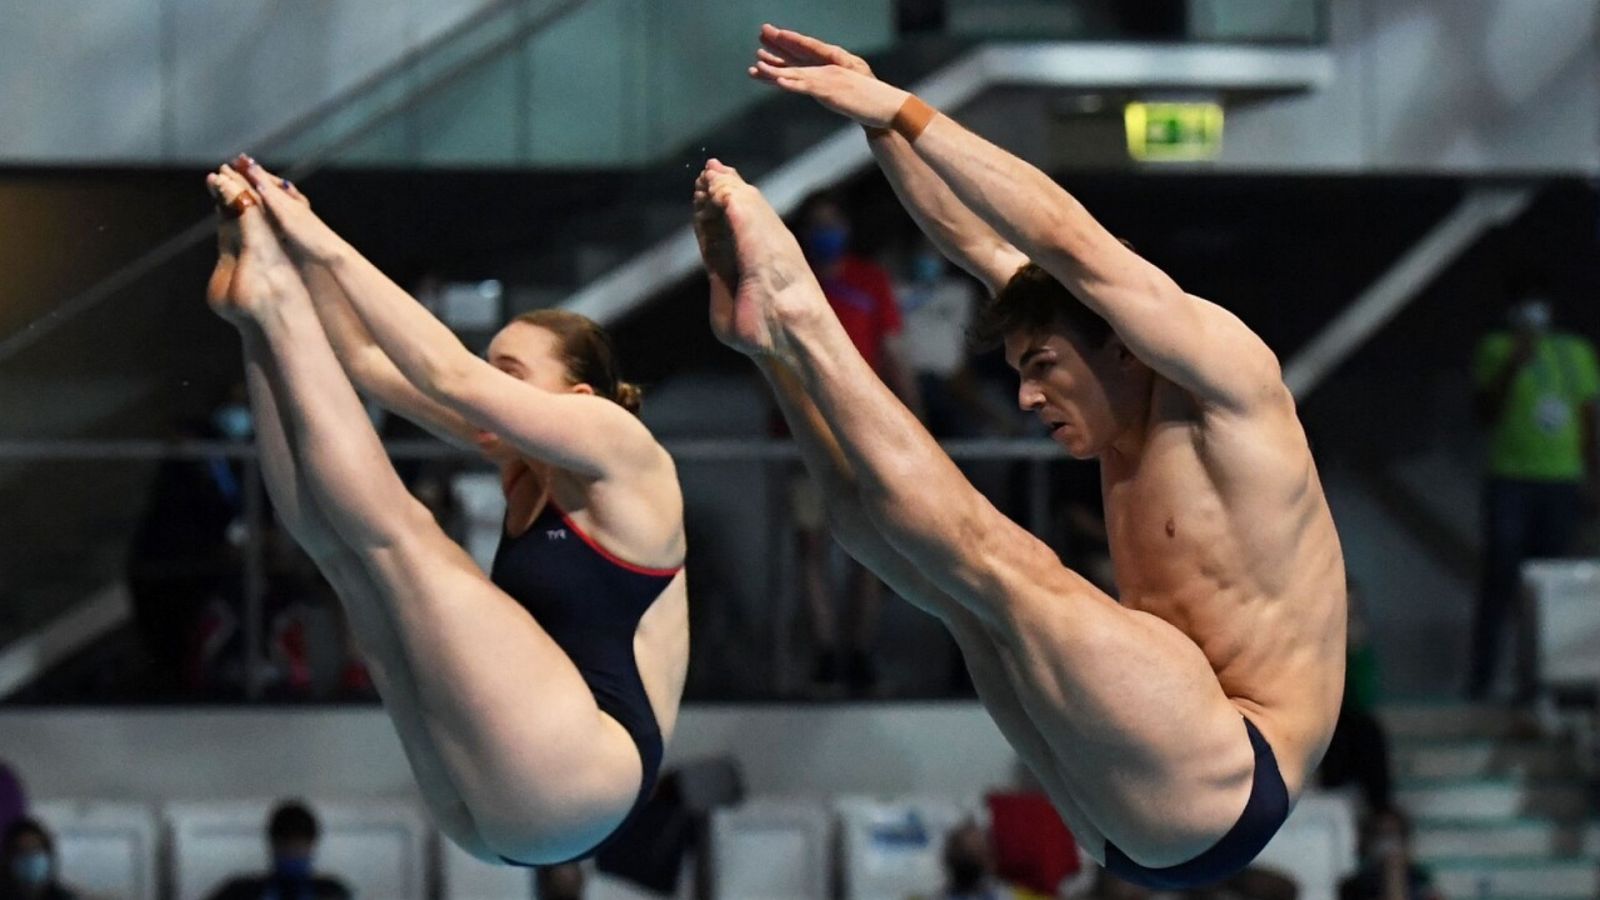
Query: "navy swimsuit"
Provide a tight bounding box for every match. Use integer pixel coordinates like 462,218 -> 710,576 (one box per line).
489,500 -> 680,866
1102,716 -> 1291,889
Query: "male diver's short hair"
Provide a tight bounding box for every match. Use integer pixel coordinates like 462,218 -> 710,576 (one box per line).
969,262 -> 1114,351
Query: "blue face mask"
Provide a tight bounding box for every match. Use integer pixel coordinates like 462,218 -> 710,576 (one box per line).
804,226 -> 849,266
273,853 -> 313,881
213,403 -> 254,440
10,852 -> 50,886
911,253 -> 944,283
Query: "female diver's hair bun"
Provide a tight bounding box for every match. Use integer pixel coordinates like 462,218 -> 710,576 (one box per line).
513,309 -> 643,416
614,381 -> 644,415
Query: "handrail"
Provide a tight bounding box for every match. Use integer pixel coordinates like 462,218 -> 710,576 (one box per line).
0,0 -> 591,364
0,437 -> 1065,463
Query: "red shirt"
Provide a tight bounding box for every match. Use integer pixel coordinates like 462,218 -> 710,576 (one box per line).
769,255 -> 903,438
820,255 -> 902,371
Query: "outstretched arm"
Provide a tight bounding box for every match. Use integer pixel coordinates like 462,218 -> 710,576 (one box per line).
754,27 -> 1027,294
869,131 -> 1031,295
299,264 -> 481,451
214,164 -> 480,452
241,160 -> 664,480
753,41 -> 1283,412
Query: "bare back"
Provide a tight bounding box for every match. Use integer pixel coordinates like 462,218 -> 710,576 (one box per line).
1100,376 -> 1346,793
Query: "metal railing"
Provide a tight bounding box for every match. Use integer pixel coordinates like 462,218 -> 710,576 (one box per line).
0,437 -> 1072,702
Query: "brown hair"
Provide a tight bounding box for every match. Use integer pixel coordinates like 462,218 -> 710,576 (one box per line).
968,262 -> 1113,351
512,309 -> 643,415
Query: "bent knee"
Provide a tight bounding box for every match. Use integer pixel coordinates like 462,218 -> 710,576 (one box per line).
476,799 -> 629,867
436,803 -> 501,864
466,730 -> 642,866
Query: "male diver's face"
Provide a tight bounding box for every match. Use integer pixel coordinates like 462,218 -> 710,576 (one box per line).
1004,327 -> 1137,459
478,322 -> 589,459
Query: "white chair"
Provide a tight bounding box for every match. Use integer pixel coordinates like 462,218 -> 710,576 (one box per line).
834,795 -> 972,900
710,798 -> 832,900
31,800 -> 159,900
1524,559 -> 1600,690
166,798 -> 428,900
1253,790 -> 1359,900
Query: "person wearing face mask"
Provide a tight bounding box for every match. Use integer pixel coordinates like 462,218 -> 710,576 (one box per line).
913,820 -> 1033,900
1469,274 -> 1600,700
1337,809 -> 1441,900
780,194 -> 922,696
0,818 -> 78,900
205,802 -> 350,900
895,239 -> 1017,441
126,396 -> 251,698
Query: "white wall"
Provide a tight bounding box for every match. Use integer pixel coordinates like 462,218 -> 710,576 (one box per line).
0,704 -> 1020,804
0,0 -> 499,164
0,0 -> 893,168
1217,0 -> 1600,174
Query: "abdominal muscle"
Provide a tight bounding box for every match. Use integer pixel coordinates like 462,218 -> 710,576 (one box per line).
1102,400 -> 1347,796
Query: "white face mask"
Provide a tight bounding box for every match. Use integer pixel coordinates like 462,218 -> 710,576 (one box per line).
10,851 -> 50,886
1513,299 -> 1552,331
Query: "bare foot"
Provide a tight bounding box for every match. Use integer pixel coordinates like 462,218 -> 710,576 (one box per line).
235,155 -> 347,264
203,164 -> 300,325
692,160 -> 823,359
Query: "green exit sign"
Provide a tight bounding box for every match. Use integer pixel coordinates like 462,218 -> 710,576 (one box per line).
1124,102 -> 1224,161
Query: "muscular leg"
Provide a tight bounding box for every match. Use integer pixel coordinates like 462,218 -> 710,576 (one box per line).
752,359 -> 1101,843
701,166 -> 1256,867
238,327 -> 496,860
203,178 -> 495,857
211,171 -> 641,863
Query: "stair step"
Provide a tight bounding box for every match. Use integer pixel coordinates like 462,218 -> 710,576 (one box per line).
1397,780 -> 1590,820
1396,740 -> 1580,780
1432,858 -> 1599,898
1415,818 -> 1600,861
1380,704 -> 1543,740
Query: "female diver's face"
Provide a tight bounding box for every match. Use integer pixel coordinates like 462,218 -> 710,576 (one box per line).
476,322 -> 590,463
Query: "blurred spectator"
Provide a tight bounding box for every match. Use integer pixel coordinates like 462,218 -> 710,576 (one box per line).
1469,278 -> 1600,699
1317,581 -> 1394,813
205,801 -> 350,900
536,862 -> 585,899
1337,808 -> 1442,900
785,194 -> 922,696
0,817 -> 78,900
127,393 -> 249,697
0,763 -> 24,839
895,241 -> 1017,440
912,819 -> 1033,900
984,790 -> 1081,897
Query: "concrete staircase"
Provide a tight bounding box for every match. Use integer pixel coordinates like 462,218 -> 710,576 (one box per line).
1382,705 -> 1599,899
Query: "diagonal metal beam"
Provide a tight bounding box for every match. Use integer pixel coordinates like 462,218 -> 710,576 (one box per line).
564,40 -> 1332,325
1283,185 -> 1534,399
0,0 -> 591,364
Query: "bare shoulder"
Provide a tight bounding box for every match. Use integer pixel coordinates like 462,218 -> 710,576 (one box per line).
1184,294 -> 1285,409
579,440 -> 686,561
1189,378 -> 1314,494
